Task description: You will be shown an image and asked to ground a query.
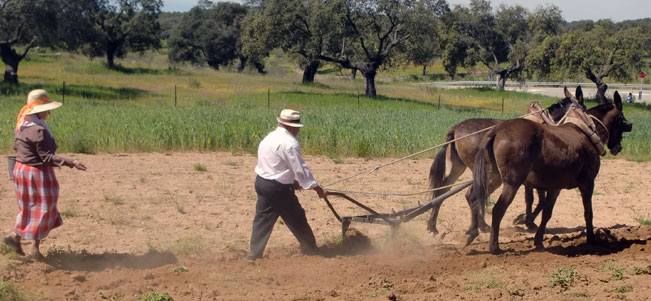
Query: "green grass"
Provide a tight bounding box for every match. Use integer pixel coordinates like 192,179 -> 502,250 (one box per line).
1,49 -> 650,161
635,216 -> 651,226
0,281 -> 28,301
193,163 -> 207,172
549,268 -> 577,290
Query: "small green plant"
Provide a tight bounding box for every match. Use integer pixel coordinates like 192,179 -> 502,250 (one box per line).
466,267 -> 506,293
599,260 -> 625,282
633,265 -> 651,275
174,202 -> 186,214
549,268 -> 577,290
612,285 -> 632,293
193,163 -> 206,172
225,161 -> 239,167
635,216 -> 651,226
138,291 -> 174,301
104,196 -> 124,206
485,199 -> 496,214
0,281 -> 28,301
171,265 -> 188,273
60,209 -> 77,217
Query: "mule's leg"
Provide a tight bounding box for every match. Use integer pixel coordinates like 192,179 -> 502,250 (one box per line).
489,184 -> 519,254
514,185 -> 535,229
464,185 -> 480,245
427,146 -> 466,235
526,189 -> 547,231
578,182 -> 596,244
533,189 -> 560,249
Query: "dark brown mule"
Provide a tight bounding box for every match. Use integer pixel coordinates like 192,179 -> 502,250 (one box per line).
426,86 -> 585,235
470,91 -> 632,254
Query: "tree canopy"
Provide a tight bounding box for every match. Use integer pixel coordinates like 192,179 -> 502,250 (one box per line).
168,1 -> 255,72
0,0 -> 58,83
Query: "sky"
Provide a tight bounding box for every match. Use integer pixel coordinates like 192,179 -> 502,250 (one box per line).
162,0 -> 650,22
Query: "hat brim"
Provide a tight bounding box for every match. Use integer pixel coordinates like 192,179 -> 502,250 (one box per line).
277,117 -> 304,128
27,101 -> 62,115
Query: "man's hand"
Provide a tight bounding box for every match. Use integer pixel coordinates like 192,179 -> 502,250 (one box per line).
313,186 -> 328,199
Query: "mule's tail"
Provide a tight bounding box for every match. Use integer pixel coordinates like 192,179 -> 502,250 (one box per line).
472,133 -> 495,211
429,132 -> 455,199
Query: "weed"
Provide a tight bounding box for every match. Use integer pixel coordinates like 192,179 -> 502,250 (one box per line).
174,202 -> 186,214
171,265 -> 188,273
486,199 -> 496,214
612,285 -> 632,293
60,209 -> 77,217
138,290 -> 174,301
331,157 -> 344,164
633,265 -> 651,275
466,267 -> 506,293
193,163 -> 207,172
225,161 -> 239,167
104,196 -> 124,206
635,216 -> 651,226
599,260 -> 625,282
548,268 -> 577,290
0,281 -> 28,301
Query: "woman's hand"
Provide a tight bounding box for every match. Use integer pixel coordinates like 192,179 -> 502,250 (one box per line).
72,160 -> 87,171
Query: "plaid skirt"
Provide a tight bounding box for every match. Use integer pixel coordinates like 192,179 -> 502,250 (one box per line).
12,162 -> 62,240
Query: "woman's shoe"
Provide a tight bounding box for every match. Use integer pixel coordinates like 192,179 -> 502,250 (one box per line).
3,235 -> 25,256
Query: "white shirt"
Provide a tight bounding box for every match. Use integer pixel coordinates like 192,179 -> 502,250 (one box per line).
254,127 -> 318,190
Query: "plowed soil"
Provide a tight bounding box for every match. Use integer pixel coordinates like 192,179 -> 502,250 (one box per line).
1,152 -> 649,300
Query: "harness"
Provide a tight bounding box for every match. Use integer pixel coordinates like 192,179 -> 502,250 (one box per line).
558,105 -> 608,156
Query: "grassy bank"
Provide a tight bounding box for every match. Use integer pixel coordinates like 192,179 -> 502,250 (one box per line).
1,50 -> 649,160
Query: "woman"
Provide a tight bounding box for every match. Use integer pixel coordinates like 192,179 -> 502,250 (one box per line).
3,89 -> 87,259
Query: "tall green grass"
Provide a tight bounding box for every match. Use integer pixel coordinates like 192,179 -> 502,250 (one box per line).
1,50 -> 650,160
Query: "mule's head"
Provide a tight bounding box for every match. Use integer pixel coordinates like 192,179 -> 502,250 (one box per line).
603,91 -> 633,155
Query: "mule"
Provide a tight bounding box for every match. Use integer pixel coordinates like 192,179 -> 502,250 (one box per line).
470,91 -> 632,254
426,86 -> 585,235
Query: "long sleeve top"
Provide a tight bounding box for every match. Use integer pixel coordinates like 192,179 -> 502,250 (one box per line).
254,127 -> 318,190
14,125 -> 74,168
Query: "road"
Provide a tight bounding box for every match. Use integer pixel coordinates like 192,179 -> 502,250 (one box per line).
421,81 -> 651,104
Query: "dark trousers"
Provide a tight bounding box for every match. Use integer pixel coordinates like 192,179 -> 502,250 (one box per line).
249,176 -> 317,258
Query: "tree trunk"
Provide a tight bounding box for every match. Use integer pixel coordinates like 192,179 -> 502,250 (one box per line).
237,56 -> 247,73
351,68 -> 357,79
301,60 -> 320,84
422,65 -> 427,76
362,68 -> 377,97
497,74 -> 507,90
106,42 -> 119,69
0,44 -> 20,84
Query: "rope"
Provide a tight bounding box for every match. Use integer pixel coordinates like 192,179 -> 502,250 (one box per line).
327,180 -> 473,197
323,108 -> 545,188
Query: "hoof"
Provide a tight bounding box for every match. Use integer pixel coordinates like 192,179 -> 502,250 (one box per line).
464,232 -> 479,247
427,226 -> 439,236
3,235 -> 24,256
489,246 -> 503,255
512,214 -> 527,225
525,223 -> 538,233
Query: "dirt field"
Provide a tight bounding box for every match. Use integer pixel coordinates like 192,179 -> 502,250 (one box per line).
0,152 -> 649,300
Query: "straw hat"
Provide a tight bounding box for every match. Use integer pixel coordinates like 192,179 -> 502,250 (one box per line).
277,109 -> 304,128
26,89 -> 62,115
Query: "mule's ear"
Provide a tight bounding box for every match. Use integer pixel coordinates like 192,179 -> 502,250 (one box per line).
575,86 -> 584,105
597,89 -> 608,104
614,91 -> 622,111
564,86 -> 572,99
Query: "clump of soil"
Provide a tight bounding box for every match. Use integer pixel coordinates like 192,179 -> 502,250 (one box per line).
342,227 -> 373,254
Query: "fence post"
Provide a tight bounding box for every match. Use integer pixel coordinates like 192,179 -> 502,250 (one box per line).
438,94 -> 441,109
501,97 -> 504,114
174,85 -> 177,107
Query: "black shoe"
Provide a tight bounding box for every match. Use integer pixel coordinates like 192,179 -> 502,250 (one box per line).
3,235 -> 25,256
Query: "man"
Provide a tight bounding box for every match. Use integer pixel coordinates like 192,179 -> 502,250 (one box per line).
247,109 -> 327,261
